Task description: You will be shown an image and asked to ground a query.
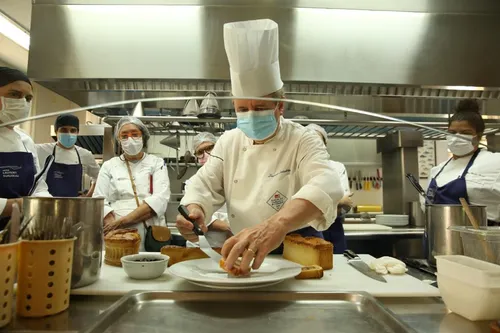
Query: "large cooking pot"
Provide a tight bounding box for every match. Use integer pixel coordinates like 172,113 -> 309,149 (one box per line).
425,204 -> 487,265
23,197 -> 104,289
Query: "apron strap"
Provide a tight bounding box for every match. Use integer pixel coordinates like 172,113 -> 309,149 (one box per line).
434,157 -> 453,179
460,149 -> 481,178
52,144 -> 82,165
124,159 -> 148,230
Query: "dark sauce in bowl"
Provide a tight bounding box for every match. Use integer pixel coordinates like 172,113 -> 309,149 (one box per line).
133,258 -> 162,262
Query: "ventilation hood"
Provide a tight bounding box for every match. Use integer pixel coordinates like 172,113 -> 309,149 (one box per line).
28,1 -> 500,118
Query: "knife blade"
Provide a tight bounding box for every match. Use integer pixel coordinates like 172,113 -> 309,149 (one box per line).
343,249 -> 387,283
177,205 -> 222,263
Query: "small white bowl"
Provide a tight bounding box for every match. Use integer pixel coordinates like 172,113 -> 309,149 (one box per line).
121,253 -> 169,280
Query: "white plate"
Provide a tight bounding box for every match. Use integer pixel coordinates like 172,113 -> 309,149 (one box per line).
189,280 -> 283,290
168,258 -> 301,287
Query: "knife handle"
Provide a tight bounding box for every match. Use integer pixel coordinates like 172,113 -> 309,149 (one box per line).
178,205 -> 203,236
343,249 -> 360,260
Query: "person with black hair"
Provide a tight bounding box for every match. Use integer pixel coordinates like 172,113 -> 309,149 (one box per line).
0,66 -> 51,224
36,114 -> 100,197
426,99 -> 500,226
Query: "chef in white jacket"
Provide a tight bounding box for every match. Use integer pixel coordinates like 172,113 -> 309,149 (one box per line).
425,99 -> 500,226
184,132 -> 231,247
36,114 -> 100,197
0,67 -> 51,226
93,117 -> 171,250
177,19 -> 343,273
306,124 -> 352,253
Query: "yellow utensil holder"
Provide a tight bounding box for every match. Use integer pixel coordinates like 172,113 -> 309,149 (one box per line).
0,242 -> 19,328
17,238 -> 75,317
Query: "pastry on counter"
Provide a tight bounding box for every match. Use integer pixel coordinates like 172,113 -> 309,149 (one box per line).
161,246 -> 222,266
283,234 -> 333,270
104,228 -> 141,267
295,265 -> 324,279
219,258 -> 249,277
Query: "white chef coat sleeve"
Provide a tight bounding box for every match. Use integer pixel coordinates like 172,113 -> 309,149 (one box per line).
143,158 -> 170,220
79,148 -> 100,180
180,139 -> 226,224
92,161 -> 114,217
337,163 -> 350,194
292,132 -> 344,231
184,177 -> 226,227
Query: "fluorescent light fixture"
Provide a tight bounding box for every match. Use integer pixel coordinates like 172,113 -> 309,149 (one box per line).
0,12 -> 30,50
423,85 -> 485,91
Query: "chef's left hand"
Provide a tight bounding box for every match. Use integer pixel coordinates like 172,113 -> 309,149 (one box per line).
103,219 -> 122,234
221,217 -> 288,274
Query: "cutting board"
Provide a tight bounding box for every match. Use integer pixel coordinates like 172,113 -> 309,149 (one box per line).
344,224 -> 392,231
71,254 -> 439,298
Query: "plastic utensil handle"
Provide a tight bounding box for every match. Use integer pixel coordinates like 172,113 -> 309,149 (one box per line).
343,249 -> 360,260
178,205 -> 203,236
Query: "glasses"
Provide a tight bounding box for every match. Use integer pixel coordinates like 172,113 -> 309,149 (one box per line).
119,131 -> 142,140
195,144 -> 215,158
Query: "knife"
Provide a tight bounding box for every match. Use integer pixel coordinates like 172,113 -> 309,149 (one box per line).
178,205 -> 222,263
343,249 -> 387,283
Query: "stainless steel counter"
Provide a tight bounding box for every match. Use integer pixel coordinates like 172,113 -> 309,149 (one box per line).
1,294 -> 492,333
345,227 -> 424,237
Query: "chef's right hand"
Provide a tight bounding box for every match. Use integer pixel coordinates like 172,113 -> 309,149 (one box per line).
176,204 -> 207,242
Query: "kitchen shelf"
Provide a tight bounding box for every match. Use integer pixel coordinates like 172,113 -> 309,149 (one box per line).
102,115 -> 500,140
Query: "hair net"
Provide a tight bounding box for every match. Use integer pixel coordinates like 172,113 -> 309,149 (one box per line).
115,116 -> 150,145
306,124 -> 328,144
192,132 -> 217,152
0,67 -> 31,87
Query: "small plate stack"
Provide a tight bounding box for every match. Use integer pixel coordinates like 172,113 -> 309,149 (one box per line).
375,214 -> 409,227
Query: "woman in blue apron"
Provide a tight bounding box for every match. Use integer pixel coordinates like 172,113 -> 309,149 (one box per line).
426,99 -> 500,226
43,114 -> 83,197
0,67 -> 51,227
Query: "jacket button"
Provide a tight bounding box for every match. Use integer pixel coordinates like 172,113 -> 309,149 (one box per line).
231,214 -> 235,218
243,148 -> 247,152
273,148 -> 277,151
234,180 -> 238,184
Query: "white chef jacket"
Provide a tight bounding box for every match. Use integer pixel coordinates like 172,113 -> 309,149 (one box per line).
0,127 -> 51,213
181,118 -> 344,234
36,142 -> 100,181
185,176 -> 228,226
329,160 -> 350,195
426,149 -> 500,221
93,153 -> 171,250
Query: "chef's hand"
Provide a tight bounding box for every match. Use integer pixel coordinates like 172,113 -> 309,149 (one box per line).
221,217 -> 287,275
103,212 -> 118,234
339,193 -> 354,209
176,204 -> 207,242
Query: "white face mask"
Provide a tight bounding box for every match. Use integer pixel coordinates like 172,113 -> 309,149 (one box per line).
0,97 -> 31,123
446,134 -> 476,156
121,137 -> 143,156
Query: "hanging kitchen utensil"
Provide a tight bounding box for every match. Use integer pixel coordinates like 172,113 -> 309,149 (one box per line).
198,92 -> 221,119
160,135 -> 180,150
132,102 -> 143,117
405,173 -> 430,204
182,98 -> 200,117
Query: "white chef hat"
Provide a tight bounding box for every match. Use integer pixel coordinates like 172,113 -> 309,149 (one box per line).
224,19 -> 283,97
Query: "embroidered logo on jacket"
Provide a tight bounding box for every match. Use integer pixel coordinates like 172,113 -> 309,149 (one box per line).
267,191 -> 288,211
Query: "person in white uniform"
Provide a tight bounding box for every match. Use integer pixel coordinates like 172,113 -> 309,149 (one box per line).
0,67 -> 51,225
36,114 -> 100,197
184,132 -> 231,247
176,19 -> 343,273
425,99 -> 500,226
93,116 -> 171,250
306,124 -> 352,253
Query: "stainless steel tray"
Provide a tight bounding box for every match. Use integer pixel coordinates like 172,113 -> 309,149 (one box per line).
83,291 -> 417,333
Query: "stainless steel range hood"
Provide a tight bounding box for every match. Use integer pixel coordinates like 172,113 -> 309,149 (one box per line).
28,0 -> 500,117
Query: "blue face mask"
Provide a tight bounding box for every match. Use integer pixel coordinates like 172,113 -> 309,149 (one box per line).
236,109 -> 278,140
58,133 -> 78,148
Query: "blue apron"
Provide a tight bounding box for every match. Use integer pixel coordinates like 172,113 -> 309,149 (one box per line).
323,216 -> 347,254
270,226 -> 324,255
426,149 -> 481,205
0,149 -> 36,229
45,145 -> 83,197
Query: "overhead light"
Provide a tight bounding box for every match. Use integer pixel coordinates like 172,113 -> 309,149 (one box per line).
0,12 -> 30,50
423,85 -> 485,91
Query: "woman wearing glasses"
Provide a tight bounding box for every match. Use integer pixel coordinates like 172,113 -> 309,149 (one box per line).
93,117 -> 171,249
183,132 -> 231,247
